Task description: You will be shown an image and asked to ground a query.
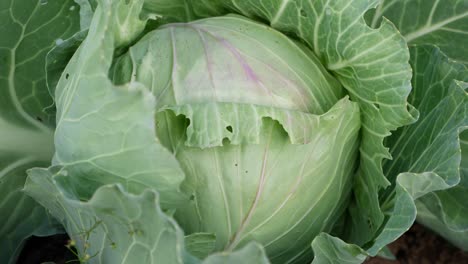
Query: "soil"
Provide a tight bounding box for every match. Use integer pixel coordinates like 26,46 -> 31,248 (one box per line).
16,224 -> 468,264
365,224 -> 468,264
16,234 -> 77,264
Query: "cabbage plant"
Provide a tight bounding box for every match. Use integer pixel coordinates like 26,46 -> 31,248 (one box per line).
1,0 -> 467,263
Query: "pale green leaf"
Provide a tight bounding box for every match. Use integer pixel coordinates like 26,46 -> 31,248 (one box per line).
417,201 -> 468,250
311,233 -> 367,264
416,140 -> 468,249
24,168 -> 190,264
51,0 -> 186,208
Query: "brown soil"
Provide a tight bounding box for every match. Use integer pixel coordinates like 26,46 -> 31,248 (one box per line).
365,224 -> 468,264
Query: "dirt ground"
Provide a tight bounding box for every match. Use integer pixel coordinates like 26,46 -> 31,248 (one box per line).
16,234 -> 76,264
16,224 -> 468,264
365,224 -> 468,264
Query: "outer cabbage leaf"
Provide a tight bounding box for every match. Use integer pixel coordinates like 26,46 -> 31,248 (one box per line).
0,0 -> 80,262
416,129 -> 468,250
368,46 -> 467,254
384,46 -> 467,194
311,233 -> 367,264
0,156 -> 60,263
307,46 -> 467,261
369,1 -> 468,248
25,168 -> 190,264
50,0 -> 186,208
0,0 -> 80,126
409,47 -> 467,249
369,0 -> 468,65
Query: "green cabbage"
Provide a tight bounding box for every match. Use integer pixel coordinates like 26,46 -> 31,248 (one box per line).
1,0 -> 467,263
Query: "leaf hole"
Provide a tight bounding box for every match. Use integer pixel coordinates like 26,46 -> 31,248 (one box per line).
300,9 -> 307,17
226,125 -> 233,133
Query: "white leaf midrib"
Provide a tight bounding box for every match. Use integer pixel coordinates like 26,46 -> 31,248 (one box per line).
5,0 -> 52,134
404,11 -> 468,42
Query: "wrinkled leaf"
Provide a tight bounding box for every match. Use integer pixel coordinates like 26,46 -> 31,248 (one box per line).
416,129 -> 468,250
25,168 -> 189,264
369,45 -> 467,254
51,0 -> 186,208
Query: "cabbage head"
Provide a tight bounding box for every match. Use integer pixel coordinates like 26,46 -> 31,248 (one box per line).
113,15 -> 361,261
1,0 -> 467,263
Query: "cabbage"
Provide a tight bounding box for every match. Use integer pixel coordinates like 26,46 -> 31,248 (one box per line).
1,0 -> 467,263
